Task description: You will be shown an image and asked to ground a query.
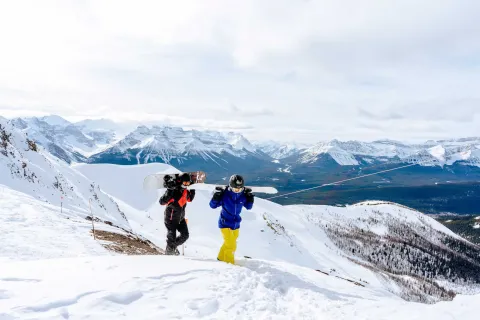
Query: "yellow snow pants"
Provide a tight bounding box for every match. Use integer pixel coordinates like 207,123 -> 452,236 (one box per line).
217,228 -> 239,264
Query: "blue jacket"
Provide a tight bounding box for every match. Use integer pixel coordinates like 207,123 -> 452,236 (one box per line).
209,188 -> 253,230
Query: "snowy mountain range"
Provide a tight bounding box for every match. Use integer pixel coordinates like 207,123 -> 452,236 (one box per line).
8,115 -> 480,171
88,125 -> 264,166
9,116 -> 128,163
299,138 -> 480,167
1,117 -> 479,318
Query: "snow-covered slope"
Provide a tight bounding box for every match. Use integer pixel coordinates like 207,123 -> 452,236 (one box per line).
76,163 -> 480,302
300,138 -> 480,167
289,202 -> 480,299
1,169 -> 479,317
0,118 -> 131,230
0,187 -> 110,261
2,121 -> 480,318
2,160 -> 478,318
1,255 -> 478,320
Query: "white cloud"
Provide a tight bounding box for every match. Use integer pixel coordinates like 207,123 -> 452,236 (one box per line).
0,0 -> 479,143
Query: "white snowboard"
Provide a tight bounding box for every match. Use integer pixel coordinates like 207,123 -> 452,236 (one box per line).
143,171 -> 206,190
189,183 -> 278,194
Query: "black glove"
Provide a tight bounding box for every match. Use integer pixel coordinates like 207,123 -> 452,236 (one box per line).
189,189 -> 196,201
212,186 -> 225,201
244,188 -> 254,203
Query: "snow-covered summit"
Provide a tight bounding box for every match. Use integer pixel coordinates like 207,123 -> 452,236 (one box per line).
253,140 -> 306,159
224,131 -> 257,152
38,115 -> 72,127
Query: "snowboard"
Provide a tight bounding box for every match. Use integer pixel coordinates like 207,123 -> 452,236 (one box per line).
188,183 -> 277,194
143,171 -> 206,190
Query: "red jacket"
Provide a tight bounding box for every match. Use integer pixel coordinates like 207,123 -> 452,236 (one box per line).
160,188 -> 195,222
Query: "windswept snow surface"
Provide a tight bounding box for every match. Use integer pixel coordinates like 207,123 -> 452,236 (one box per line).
0,187 -> 110,261
0,256 -> 478,320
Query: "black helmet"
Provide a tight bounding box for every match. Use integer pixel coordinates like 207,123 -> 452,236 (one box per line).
180,173 -> 191,182
229,174 -> 244,189
178,173 -> 191,189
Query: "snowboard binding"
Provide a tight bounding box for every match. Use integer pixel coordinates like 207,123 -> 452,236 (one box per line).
163,174 -> 179,189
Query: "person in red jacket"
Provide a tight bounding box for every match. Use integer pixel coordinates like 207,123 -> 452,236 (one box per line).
159,173 -> 195,255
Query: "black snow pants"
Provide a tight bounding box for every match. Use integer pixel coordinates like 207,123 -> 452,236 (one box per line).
160,187 -> 194,250
165,218 -> 189,249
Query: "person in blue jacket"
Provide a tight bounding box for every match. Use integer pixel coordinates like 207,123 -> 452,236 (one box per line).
209,174 -> 254,264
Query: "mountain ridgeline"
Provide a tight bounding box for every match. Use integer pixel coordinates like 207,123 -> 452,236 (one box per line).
8,115 -> 480,214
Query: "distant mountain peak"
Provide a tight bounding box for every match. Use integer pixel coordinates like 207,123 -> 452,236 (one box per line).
39,115 -> 71,127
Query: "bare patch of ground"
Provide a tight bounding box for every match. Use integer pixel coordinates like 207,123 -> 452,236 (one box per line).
92,230 -> 164,255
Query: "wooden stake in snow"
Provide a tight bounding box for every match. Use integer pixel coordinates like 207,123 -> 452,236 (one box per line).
89,198 -> 96,240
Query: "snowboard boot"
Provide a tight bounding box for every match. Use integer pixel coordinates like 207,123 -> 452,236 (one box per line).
165,245 -> 176,255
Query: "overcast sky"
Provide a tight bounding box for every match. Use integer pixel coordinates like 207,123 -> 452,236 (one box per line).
0,0 -> 479,144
